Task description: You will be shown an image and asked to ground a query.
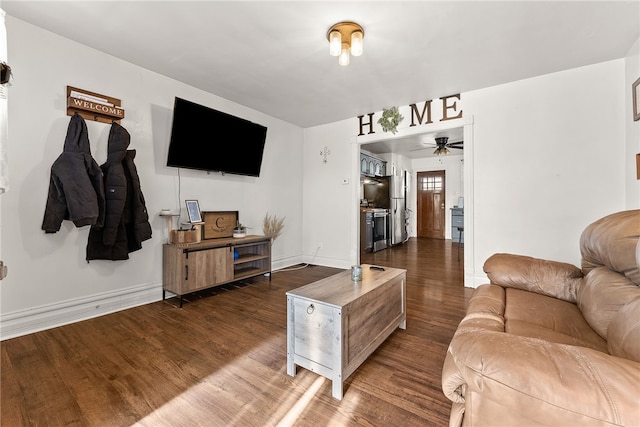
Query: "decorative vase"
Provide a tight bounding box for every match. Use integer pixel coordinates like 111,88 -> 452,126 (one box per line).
233,228 -> 247,238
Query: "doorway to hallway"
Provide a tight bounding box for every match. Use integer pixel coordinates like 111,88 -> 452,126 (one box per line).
354,116 -> 475,287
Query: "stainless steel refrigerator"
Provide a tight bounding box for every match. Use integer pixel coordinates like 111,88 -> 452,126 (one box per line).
389,170 -> 408,245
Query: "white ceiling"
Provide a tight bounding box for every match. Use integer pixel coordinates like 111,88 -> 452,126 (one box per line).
3,1 -> 639,157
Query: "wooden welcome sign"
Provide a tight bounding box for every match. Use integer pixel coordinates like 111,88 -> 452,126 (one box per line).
66,86 -> 125,124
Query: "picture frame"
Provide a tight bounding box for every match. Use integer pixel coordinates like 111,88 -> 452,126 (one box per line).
185,200 -> 202,223
633,77 -> 640,122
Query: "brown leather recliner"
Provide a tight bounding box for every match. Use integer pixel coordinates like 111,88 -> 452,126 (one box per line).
442,210 -> 640,426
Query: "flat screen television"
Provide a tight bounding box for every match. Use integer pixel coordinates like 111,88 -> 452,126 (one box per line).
166,97 -> 268,177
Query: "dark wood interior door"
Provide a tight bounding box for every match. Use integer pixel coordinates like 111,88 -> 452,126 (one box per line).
417,170 -> 446,239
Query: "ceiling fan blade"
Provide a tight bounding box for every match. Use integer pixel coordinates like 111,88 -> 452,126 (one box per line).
448,145 -> 464,150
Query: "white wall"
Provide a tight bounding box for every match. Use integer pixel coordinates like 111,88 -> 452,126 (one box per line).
302,119 -> 355,268
1,17 -> 304,338
465,60 -> 626,270
625,37 -> 640,207
303,59 -> 629,284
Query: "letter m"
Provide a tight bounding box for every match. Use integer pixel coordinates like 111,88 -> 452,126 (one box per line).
409,101 -> 432,127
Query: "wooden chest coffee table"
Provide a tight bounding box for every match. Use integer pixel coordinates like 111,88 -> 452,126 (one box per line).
286,265 -> 406,400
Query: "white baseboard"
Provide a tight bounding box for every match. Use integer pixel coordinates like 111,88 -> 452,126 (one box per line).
271,255 -> 304,272
302,254 -> 350,270
0,282 -> 162,341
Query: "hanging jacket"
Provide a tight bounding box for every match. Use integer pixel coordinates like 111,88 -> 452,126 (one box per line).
41,113 -> 105,232
86,122 -> 151,261
123,150 -> 153,253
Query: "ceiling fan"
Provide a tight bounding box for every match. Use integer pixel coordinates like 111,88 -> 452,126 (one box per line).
411,136 -> 464,155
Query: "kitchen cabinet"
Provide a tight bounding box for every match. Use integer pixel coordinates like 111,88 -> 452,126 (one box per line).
360,153 -> 386,177
451,207 -> 464,243
163,235 -> 271,306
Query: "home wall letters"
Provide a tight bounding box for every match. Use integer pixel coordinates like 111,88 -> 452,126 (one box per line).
357,94 -> 463,136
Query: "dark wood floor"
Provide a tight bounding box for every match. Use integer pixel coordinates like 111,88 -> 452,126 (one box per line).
1,238 -> 472,426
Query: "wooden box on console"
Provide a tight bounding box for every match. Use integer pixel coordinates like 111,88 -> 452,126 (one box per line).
170,228 -> 201,244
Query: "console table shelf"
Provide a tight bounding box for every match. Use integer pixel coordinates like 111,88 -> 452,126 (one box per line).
235,254 -> 267,264
162,235 -> 271,307
234,266 -> 264,278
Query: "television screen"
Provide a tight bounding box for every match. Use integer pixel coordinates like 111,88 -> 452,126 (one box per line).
167,97 -> 268,177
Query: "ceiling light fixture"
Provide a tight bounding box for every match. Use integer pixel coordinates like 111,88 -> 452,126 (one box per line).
434,146 -> 450,156
434,137 -> 450,156
327,21 -> 364,66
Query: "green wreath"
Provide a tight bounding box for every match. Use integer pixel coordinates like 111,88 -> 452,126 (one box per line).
377,107 -> 404,134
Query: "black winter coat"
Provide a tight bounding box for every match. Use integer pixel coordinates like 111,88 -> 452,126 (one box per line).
41,113 -> 105,232
86,123 -> 152,261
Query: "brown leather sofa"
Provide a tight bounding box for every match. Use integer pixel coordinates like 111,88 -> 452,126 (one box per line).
442,210 -> 640,426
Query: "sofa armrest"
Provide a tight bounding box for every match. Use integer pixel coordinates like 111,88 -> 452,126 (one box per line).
483,253 -> 583,303
443,328 -> 640,426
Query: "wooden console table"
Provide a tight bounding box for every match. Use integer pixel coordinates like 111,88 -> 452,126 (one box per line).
286,265 -> 406,399
162,235 -> 271,307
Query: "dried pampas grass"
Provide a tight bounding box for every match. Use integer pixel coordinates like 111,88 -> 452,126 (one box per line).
263,213 -> 285,242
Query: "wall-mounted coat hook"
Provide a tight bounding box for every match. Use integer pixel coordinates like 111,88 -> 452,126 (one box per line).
66,86 -> 125,124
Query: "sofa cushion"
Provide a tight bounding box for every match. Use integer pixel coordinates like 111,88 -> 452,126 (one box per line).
465,283 -> 505,320
456,284 -> 506,335
578,266 -> 640,340
607,297 -> 640,362
504,288 -> 608,352
484,253 -> 583,303
580,209 -> 640,285
443,328 -> 640,426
